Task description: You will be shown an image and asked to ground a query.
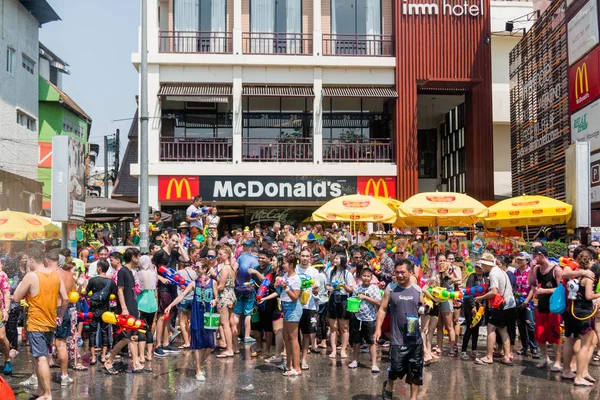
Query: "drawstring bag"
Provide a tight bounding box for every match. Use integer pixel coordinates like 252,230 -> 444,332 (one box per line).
549,283 -> 566,314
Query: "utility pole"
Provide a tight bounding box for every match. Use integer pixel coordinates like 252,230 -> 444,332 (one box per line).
114,129 -> 120,180
139,0 -> 149,252
104,135 -> 109,198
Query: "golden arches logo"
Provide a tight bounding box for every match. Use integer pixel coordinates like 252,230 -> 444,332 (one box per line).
575,63 -> 589,100
166,178 -> 192,200
364,178 -> 389,198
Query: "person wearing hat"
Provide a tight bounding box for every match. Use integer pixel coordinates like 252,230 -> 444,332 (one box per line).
178,222 -> 191,247
373,242 -> 395,285
526,246 -> 563,370
460,258 -> 486,361
473,252 -> 517,366
513,252 -> 540,359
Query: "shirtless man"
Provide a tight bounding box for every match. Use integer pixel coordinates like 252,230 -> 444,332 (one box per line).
14,247 -> 69,400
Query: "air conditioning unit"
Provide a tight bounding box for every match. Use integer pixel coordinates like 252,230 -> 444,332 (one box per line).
186,101 -> 217,110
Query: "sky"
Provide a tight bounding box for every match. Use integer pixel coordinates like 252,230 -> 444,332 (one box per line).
40,0 -> 140,166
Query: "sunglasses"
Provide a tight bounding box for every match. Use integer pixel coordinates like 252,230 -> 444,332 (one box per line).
206,255 -> 216,259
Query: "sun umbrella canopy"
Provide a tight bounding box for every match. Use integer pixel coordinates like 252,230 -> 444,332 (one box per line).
397,192 -> 488,227
312,194 -> 397,223
484,195 -> 572,228
0,210 -> 62,241
85,197 -> 144,221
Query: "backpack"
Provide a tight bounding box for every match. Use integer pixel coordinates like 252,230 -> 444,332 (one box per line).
549,282 -> 566,314
90,278 -> 113,308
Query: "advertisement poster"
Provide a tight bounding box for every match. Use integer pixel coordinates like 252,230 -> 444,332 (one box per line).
571,98 -> 600,150
51,136 -> 86,222
567,0 -> 599,65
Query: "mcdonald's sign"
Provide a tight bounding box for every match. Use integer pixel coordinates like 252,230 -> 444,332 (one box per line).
357,177 -> 397,199
569,46 -> 600,112
158,176 -> 200,202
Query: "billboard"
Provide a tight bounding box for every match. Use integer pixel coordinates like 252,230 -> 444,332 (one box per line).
158,176 -> 200,201
357,176 -> 397,198
569,45 -> 600,112
571,98 -> 600,150
51,136 -> 86,222
567,0 -> 599,65
510,1 -> 570,200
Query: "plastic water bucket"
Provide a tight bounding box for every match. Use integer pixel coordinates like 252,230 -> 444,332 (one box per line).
300,290 -> 310,305
204,308 -> 220,329
251,309 -> 260,323
347,297 -> 361,313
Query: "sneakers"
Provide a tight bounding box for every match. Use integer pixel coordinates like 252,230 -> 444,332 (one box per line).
3,361 -> 12,375
461,352 -> 470,361
196,367 -> 206,381
348,360 -> 358,369
243,337 -> 256,343
19,375 -> 38,387
265,355 -> 283,364
164,345 -> 181,354
371,365 -> 380,373
61,374 -> 73,387
154,346 -> 167,357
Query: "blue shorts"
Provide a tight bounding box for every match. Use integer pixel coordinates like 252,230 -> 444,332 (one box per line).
281,301 -> 303,323
178,298 -> 193,312
28,331 -> 54,358
55,307 -> 72,339
234,292 -> 255,316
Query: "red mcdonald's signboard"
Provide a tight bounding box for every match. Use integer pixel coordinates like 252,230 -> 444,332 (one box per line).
158,176 -> 200,202
356,176 -> 397,199
569,45 -> 600,113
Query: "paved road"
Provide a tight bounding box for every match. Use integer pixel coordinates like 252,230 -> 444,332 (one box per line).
4,343 -> 600,399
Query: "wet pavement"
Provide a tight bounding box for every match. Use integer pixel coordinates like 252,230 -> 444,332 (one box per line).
4,342 -> 600,400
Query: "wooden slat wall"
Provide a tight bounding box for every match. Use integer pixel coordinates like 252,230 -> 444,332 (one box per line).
509,0 -> 569,201
381,0 -> 392,37
227,0 -> 234,32
394,0 -> 494,200
321,0 -> 330,37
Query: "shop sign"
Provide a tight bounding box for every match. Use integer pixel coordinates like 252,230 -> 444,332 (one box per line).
571,98 -> 600,150
200,176 -> 356,201
158,176 -> 200,202
569,45 -> 600,112
567,0 -> 599,65
357,176 -> 397,199
401,0 -> 484,16
249,209 -> 292,225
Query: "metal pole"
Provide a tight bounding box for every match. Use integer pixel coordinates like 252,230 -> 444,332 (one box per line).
104,135 -> 108,198
139,0 -> 149,252
114,129 -> 120,180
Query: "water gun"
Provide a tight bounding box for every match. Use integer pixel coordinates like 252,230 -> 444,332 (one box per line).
256,278 -> 271,301
464,256 -> 475,278
596,280 -> 600,294
559,256 -> 578,270
274,277 -> 285,287
514,292 -> 525,306
462,284 -> 487,297
428,286 -> 463,300
77,312 -> 93,324
20,299 -> 29,308
158,266 -> 191,290
243,280 -> 257,288
68,291 -> 80,303
191,207 -> 214,218
330,280 -> 345,291
300,277 -> 315,291
101,311 -> 147,334
471,305 -> 485,328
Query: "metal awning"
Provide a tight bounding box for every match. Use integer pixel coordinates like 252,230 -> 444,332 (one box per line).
417,79 -> 481,94
243,86 -> 314,97
322,87 -> 398,98
158,84 -> 232,103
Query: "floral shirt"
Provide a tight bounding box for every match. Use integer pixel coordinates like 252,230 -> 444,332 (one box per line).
514,266 -> 532,307
0,271 -> 10,311
354,284 -> 381,322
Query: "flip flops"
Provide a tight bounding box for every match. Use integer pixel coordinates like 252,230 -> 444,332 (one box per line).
475,357 -> 493,365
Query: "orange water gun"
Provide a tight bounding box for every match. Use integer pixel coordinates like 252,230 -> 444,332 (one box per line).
102,312 -> 147,334
471,305 -> 485,328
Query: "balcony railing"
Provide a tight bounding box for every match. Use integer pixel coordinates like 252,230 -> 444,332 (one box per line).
242,32 -> 312,55
323,138 -> 393,162
242,137 -> 312,162
322,34 -> 394,56
160,137 -> 233,162
159,31 -> 232,54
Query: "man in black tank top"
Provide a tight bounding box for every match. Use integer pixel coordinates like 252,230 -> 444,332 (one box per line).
527,246 -> 563,370
374,259 -> 424,400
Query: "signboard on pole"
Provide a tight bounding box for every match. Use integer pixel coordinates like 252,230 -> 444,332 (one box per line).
51,136 -> 86,222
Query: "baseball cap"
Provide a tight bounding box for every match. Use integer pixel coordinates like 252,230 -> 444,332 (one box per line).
479,252 -> 496,267
374,241 -> 386,250
243,239 -> 254,246
515,251 -> 530,260
338,237 -> 349,244
227,239 -> 236,246
262,235 -> 274,244
532,246 -> 549,257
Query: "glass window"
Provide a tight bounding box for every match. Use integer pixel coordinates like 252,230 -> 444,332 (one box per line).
22,54 -> 35,74
6,47 -> 14,74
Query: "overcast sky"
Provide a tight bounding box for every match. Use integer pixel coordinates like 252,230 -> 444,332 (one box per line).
40,0 -> 140,165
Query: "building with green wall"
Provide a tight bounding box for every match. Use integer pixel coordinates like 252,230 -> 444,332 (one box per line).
38,76 -> 92,210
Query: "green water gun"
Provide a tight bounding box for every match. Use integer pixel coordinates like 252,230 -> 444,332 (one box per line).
301,278 -> 315,291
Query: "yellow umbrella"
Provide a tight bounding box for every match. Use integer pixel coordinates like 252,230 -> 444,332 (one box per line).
484,195 -> 572,229
0,210 -> 62,241
397,192 -> 488,227
312,194 -> 397,223
375,197 -> 406,227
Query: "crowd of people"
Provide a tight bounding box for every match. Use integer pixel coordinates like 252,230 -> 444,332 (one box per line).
1,209 -> 600,399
